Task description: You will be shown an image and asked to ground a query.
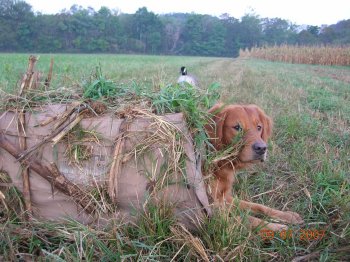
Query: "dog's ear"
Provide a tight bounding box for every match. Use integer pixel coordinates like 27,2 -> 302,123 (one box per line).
205,103 -> 226,150
256,107 -> 273,141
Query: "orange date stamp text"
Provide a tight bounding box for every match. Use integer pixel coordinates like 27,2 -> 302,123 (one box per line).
259,229 -> 326,241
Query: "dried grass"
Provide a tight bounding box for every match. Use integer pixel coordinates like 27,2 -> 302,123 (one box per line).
63,124 -> 101,166
203,128 -> 245,177
0,170 -> 26,221
240,45 -> 350,66
170,224 -> 209,261
120,108 -> 188,195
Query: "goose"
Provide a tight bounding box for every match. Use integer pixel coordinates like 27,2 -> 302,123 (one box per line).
177,66 -> 198,87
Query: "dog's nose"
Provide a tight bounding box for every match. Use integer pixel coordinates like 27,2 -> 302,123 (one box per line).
252,142 -> 267,155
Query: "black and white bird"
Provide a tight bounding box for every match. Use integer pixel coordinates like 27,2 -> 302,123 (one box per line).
177,66 -> 198,87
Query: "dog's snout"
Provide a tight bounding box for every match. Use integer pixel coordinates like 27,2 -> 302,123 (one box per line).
252,142 -> 267,155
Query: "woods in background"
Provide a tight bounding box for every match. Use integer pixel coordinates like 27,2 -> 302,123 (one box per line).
1,0 -> 350,56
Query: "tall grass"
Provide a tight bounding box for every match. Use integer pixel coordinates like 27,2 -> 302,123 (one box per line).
240,45 -> 350,66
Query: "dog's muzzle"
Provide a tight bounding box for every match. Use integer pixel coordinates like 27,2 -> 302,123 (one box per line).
252,141 -> 268,162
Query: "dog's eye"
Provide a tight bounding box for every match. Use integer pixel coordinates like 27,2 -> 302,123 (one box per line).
233,124 -> 242,131
257,125 -> 262,131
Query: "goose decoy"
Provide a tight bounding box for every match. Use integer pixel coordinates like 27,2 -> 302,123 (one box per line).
177,66 -> 198,87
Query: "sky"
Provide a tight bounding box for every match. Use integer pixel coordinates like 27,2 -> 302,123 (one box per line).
25,0 -> 350,26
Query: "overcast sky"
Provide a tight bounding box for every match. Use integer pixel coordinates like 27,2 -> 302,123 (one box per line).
25,0 -> 349,26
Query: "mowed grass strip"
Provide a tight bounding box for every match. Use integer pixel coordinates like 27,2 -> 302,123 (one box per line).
0,54 -> 349,261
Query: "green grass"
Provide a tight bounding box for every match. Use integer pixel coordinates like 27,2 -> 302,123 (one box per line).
1,54 -> 350,261
0,53 -> 219,93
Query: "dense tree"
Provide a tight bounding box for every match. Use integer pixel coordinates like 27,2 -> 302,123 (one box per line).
160,13 -> 187,54
0,0 -> 349,56
0,0 -> 35,50
219,14 -> 241,57
180,14 -> 226,56
320,26 -> 336,44
237,14 -> 263,49
262,18 -> 297,45
329,20 -> 350,44
132,7 -> 164,53
181,14 -> 205,55
296,26 -> 321,45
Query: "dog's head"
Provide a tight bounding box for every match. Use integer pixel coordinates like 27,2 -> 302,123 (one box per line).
205,103 -> 273,163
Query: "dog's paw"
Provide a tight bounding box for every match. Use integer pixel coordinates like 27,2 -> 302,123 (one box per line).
267,223 -> 288,231
282,211 -> 304,224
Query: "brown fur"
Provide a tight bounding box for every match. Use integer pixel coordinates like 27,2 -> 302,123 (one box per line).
205,103 -> 303,230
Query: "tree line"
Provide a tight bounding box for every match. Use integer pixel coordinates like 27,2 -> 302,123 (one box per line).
1,0 -> 349,57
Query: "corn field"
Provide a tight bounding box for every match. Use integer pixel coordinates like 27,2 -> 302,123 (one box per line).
239,45 -> 350,66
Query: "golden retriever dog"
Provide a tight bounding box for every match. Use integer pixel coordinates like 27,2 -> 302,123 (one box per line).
205,103 -> 303,231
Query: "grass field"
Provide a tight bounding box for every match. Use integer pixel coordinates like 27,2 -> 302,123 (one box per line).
1,53 -> 349,261
0,54 -> 218,93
